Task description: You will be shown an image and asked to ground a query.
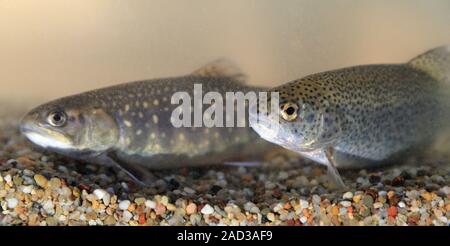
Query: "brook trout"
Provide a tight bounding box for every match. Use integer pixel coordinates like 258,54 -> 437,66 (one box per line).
20,60 -> 277,185
250,45 -> 450,188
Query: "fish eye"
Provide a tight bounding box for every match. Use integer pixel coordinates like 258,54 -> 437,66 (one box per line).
47,111 -> 67,127
280,102 -> 299,121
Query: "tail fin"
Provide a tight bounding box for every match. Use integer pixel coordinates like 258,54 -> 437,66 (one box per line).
408,45 -> 450,82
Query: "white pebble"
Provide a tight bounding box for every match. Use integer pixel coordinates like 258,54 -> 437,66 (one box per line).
122,211 -> 132,221
118,200 -> 131,210
93,189 -> 107,200
145,200 -> 156,209
22,185 -> 33,194
342,192 -> 353,200
201,204 -> 214,215
373,202 -> 383,209
300,216 -> 308,224
4,174 -> 11,183
340,201 -> 352,207
398,201 -> 406,208
299,199 -> 309,209
7,198 -> 18,209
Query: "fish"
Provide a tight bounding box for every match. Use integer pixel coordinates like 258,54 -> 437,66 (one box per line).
249,45 -> 450,188
20,59 -> 279,185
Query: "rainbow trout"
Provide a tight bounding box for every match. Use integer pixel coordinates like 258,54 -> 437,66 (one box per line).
20,60 -> 276,185
250,45 -> 450,188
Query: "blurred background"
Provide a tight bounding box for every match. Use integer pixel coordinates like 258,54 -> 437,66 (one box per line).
1,0 -> 450,104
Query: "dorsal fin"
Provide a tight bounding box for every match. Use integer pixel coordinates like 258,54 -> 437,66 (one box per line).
191,58 -> 247,83
408,45 -> 450,82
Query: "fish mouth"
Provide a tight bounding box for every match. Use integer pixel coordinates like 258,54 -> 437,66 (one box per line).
20,118 -> 74,150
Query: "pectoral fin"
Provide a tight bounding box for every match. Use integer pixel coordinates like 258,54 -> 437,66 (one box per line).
105,151 -> 156,186
324,147 -> 347,190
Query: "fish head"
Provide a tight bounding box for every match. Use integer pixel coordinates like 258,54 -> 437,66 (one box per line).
20,95 -> 119,156
250,77 -> 343,152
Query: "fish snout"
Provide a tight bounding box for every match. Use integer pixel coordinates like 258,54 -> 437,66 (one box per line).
20,112 -> 40,134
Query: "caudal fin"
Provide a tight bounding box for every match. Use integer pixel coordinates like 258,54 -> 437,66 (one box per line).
408,45 -> 450,82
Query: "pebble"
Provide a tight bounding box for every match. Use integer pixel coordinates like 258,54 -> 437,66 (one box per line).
7,198 -> 18,209
186,203 -> 197,215
122,210 -> 132,222
93,189 -> 107,200
118,200 -> 131,210
342,192 -> 353,200
145,200 -> 156,209
340,201 -> 352,207
34,174 -> 48,188
201,204 -> 214,215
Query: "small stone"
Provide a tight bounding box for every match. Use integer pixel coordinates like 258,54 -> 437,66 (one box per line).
93,189 -> 107,200
387,206 -> 397,217
118,200 -> 131,210
155,203 -> 166,215
134,197 -> 146,206
104,215 -> 116,225
342,192 -> 353,200
160,196 -> 169,206
340,201 -> 352,207
145,200 -> 156,209
201,204 -> 214,215
186,203 -> 197,215
122,211 -> 132,222
34,174 -> 48,188
102,193 -> 111,206
166,203 -> 176,211
373,202 -> 383,209
398,201 -> 406,208
421,192 -> 432,201
22,185 -> 33,194
49,178 -> 61,189
353,195 -> 362,203
4,174 -> 12,184
7,198 -> 18,209
267,212 -> 276,222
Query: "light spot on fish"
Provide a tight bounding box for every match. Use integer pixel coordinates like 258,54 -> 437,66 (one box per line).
153,99 -> 159,106
162,96 -> 168,102
164,107 -> 169,111
214,132 -> 220,139
138,112 -> 144,118
179,133 -> 185,141
125,104 -> 130,112
135,101 -> 140,107
128,94 -> 135,98
143,102 -> 149,108
136,129 -> 142,136
152,114 -> 159,124
150,133 -> 156,139
124,120 -> 132,128
145,123 -> 151,128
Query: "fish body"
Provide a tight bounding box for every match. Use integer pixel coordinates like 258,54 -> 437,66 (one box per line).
250,45 -> 450,188
20,60 -> 277,184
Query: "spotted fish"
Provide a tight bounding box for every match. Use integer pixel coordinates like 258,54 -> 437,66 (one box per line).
20,60 -> 278,185
250,45 -> 450,188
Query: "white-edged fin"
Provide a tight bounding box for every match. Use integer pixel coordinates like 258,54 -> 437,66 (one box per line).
191,58 -> 247,83
224,161 -> 261,167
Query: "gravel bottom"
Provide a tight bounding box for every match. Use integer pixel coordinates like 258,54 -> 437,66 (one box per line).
0,109 -> 449,226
